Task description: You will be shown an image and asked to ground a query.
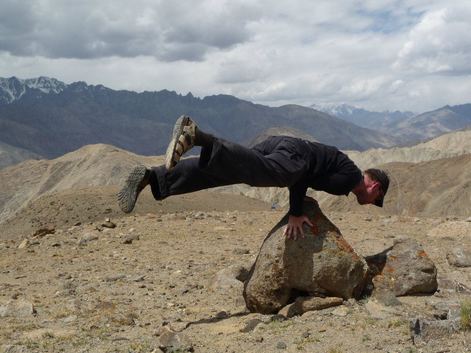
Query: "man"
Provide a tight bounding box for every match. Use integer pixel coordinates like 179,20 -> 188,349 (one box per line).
118,115 -> 389,239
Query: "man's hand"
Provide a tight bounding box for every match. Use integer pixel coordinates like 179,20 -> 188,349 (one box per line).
284,214 -> 314,240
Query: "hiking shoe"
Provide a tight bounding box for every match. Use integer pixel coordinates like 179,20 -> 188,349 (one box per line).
165,115 -> 197,170
117,165 -> 149,213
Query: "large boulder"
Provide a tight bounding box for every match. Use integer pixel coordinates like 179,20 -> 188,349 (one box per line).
243,198 -> 368,314
366,238 -> 438,297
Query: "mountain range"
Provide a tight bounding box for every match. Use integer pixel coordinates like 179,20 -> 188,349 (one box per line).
313,102 -> 471,144
0,77 -> 399,162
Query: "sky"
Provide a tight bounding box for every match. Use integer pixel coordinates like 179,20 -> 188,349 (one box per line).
0,0 -> 470,113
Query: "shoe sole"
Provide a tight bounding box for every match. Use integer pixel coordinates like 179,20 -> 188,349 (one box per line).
117,165 -> 147,213
165,115 -> 190,170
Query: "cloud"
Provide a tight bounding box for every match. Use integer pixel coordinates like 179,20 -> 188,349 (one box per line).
0,0 -> 259,61
1,0 -> 471,112
393,4 -> 471,74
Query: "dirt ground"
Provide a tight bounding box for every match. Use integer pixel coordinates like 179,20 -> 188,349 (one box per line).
1,187 -> 470,353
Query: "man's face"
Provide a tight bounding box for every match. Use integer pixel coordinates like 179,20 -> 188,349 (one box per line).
356,174 -> 382,205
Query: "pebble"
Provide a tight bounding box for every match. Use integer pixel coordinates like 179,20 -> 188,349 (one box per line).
122,234 -> 140,244
102,219 -> 116,229
276,341 -> 287,349
77,233 -> 99,246
18,239 -> 30,249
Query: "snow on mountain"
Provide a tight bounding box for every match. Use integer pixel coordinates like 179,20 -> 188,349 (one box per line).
0,76 -> 66,104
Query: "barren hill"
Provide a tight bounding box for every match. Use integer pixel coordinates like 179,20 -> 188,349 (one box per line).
346,128 -> 471,170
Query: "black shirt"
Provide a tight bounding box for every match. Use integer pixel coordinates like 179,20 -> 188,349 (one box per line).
253,136 -> 362,216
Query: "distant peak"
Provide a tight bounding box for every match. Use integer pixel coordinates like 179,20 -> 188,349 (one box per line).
0,76 -> 66,103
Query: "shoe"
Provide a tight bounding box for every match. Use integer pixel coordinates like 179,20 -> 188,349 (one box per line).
165,115 -> 197,170
117,165 -> 149,213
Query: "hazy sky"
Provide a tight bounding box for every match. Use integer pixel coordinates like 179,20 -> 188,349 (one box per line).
1,0 -> 470,112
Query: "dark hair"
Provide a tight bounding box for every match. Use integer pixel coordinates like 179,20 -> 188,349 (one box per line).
364,168 -> 390,207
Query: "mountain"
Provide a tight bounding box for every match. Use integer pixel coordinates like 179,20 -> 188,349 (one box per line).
346,127 -> 471,170
0,77 -> 400,160
0,76 -> 66,104
0,141 -> 42,169
312,103 -> 414,134
393,104 -> 471,142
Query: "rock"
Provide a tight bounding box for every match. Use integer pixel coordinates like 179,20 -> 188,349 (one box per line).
0,300 -> 36,318
278,296 -> 343,318
276,341 -> 287,350
158,325 -> 194,352
331,306 -> 349,317
17,239 -> 30,249
122,234 -> 140,244
77,232 -> 99,246
239,318 -> 263,333
365,238 -> 438,296
210,265 -> 250,293
365,299 -> 400,320
102,219 -> 116,229
244,199 -> 368,314
233,248 -> 250,255
446,247 -> 471,267
104,274 -> 126,282
410,317 -> 460,343
32,226 -> 55,238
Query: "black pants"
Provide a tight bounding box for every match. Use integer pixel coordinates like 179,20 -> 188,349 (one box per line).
148,136 -> 310,200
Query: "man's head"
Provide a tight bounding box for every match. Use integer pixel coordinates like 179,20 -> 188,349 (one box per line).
353,168 -> 390,207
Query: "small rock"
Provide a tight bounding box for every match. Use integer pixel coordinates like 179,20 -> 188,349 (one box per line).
104,274 -> 126,282
122,234 -> 140,244
158,325 -> 194,352
32,226 -> 55,238
331,306 -> 349,317
130,275 -> 145,282
77,232 -> 98,246
233,248 -> 250,255
447,247 -> 471,267
410,317 -> 460,343
278,296 -> 343,318
239,318 -> 263,333
0,300 -> 36,318
102,220 -> 116,229
276,341 -> 287,350
18,239 -> 30,249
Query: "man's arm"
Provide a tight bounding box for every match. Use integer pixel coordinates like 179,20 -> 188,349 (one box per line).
285,181 -> 313,239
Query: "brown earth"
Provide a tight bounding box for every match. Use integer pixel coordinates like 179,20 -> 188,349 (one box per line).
1,185 -> 470,353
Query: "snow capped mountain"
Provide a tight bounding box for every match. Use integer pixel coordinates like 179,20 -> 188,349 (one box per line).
311,102 -> 415,136
0,76 -> 66,104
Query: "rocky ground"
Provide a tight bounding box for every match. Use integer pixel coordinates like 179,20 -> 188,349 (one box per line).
1,187 -> 471,353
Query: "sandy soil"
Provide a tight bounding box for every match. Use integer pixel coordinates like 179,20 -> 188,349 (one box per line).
1,187 -> 471,353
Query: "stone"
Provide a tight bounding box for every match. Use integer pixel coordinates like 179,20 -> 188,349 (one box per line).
239,318 -> 263,332
0,300 -> 36,318
77,232 -> 99,245
122,234 -> 140,244
446,247 -> 471,267
365,299 -> 400,320
210,264 -> 250,293
365,238 -> 438,297
278,296 -> 343,318
102,219 -> 116,229
410,317 -> 460,343
158,325 -> 194,352
331,306 -> 349,317
276,341 -> 287,350
244,199 -> 368,314
17,239 -> 30,249
32,226 -> 55,238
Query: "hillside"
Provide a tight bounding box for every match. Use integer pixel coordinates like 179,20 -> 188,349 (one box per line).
0,141 -> 41,169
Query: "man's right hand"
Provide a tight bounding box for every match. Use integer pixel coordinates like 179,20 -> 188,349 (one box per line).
283,214 -> 314,240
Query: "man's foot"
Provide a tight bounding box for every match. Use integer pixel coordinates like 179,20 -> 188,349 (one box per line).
117,165 -> 150,213
165,115 -> 197,170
